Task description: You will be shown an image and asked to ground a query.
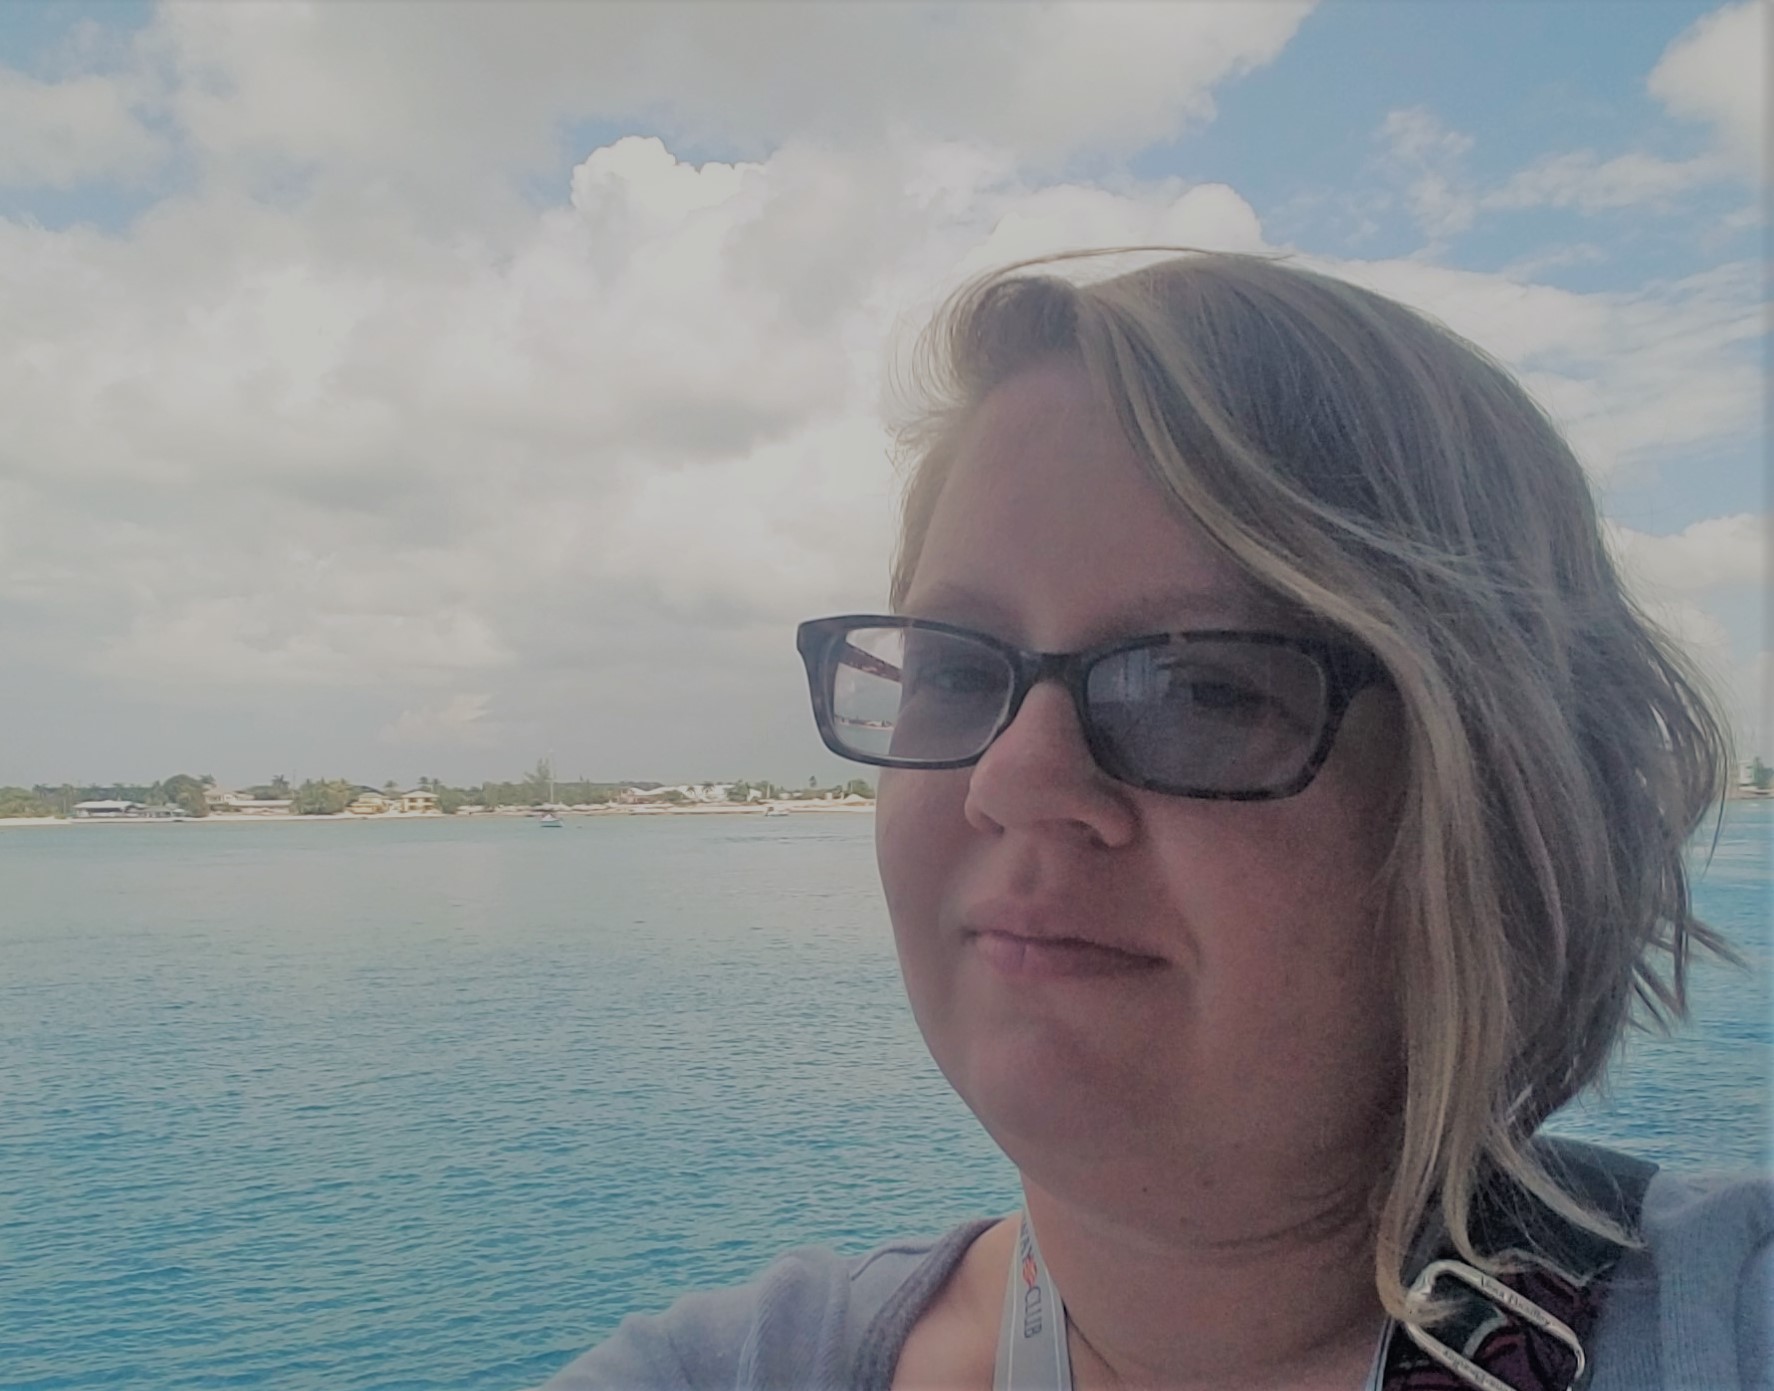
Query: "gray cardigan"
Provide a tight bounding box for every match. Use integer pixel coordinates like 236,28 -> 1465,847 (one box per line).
539,1172 -> 1773,1390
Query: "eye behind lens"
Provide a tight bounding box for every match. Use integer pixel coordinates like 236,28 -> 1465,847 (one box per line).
1085,637 -> 1332,795
828,623 -> 1013,765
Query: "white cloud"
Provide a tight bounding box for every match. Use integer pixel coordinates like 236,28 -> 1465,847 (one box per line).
380,693 -> 500,748
4,119 -> 1763,775
135,0 -> 1311,193
1487,149 -> 1723,214
1373,116 -> 1738,246
1648,1 -> 1767,178
969,1 -> 1310,159
1608,515 -> 1768,596
0,108 -> 1291,784
1378,107 -> 1475,165
1636,604 -> 1769,760
960,180 -> 1268,272
1373,6 -> 1767,241
1605,518 -> 1767,756
92,598 -> 513,690
1738,649 -> 1774,758
1,2 -> 1764,780
1319,257 -> 1763,481
1374,107 -> 1478,239
1495,243 -> 1608,281
0,68 -> 166,187
1642,595 -> 1734,660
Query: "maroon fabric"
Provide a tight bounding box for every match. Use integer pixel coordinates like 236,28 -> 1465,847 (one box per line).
1383,1265 -> 1606,1391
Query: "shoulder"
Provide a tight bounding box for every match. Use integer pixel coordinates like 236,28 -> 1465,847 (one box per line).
1592,1169 -> 1774,1391
533,1220 -> 992,1391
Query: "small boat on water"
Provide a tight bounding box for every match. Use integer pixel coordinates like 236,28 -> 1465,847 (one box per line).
539,812 -> 563,828
763,804 -> 789,817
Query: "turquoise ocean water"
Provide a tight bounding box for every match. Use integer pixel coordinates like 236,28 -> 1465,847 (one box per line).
2,803 -> 1768,1390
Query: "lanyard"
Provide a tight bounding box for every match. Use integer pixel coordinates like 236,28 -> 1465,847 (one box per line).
989,1141 -> 1648,1391
992,1209 -> 1393,1391
993,1210 -> 1072,1391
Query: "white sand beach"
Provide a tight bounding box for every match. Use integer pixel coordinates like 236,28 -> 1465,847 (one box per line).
0,801 -> 874,829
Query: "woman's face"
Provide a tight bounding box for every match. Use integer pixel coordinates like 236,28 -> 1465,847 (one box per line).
875,365 -> 1405,1224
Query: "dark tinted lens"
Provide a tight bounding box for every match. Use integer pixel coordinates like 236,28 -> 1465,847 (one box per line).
1086,639 -> 1328,792
827,625 -> 1012,762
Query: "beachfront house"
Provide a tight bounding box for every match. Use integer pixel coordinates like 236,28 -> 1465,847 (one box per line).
72,799 -> 140,818
398,789 -> 439,814
620,786 -> 675,804
347,790 -> 391,815
620,783 -> 733,805
214,794 -> 293,816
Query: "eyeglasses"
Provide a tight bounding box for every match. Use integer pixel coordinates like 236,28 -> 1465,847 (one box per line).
796,615 -> 1386,801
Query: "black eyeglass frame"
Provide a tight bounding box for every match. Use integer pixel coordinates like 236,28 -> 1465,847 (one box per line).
795,614 -> 1389,802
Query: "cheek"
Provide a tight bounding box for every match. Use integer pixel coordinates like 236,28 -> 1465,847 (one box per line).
1265,692 -> 1406,1036
1151,692 -> 1405,1028
1330,684 -> 1407,818
875,770 -> 928,919
874,769 -> 968,967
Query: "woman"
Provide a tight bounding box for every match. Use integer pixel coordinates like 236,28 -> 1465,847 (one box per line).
542,251 -> 1771,1390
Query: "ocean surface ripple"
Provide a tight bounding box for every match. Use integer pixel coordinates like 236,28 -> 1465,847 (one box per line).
1,805 -> 1767,1390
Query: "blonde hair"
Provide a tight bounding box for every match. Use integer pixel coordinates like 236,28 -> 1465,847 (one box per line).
887,249 -> 1733,1322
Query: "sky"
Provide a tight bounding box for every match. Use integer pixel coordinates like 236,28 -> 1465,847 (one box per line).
0,0 -> 1765,791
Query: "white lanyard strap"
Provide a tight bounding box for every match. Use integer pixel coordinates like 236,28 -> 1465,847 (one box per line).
992,1208 -> 1395,1391
994,1210 -> 1073,1391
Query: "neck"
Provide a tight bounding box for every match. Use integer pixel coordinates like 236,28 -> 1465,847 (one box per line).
1023,1176 -> 1386,1391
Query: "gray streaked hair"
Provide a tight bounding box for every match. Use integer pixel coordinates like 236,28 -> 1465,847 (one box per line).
887,248 -> 1734,1322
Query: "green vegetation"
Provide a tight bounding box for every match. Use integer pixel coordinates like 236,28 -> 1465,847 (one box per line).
0,788 -> 57,818
292,779 -> 354,815
783,778 -> 875,801
473,776 -> 630,808
0,775 -> 216,818
160,773 -> 211,818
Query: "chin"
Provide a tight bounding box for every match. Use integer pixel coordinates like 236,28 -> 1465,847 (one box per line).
926,1016 -> 1167,1171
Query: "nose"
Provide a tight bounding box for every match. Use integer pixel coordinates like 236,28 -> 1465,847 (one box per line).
962,679 -> 1137,845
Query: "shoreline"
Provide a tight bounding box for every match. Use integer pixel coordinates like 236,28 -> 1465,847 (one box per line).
0,802 -> 875,829
6,792 -> 1765,830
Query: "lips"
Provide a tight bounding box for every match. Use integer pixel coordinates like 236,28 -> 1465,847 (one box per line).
962,903 -> 1167,980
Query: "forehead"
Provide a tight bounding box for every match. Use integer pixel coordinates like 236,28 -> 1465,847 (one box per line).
908,366 -> 1275,642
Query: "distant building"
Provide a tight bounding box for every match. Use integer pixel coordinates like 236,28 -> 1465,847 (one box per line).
347,791 -> 392,815
398,789 -> 439,814
213,795 -> 292,816
621,783 -> 731,804
621,786 -> 677,803
72,799 -> 139,818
